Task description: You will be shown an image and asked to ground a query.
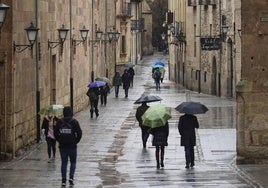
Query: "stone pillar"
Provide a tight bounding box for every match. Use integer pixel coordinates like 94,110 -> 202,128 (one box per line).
236,0 -> 268,164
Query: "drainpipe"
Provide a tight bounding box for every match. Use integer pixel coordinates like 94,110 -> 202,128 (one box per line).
91,0 -> 94,82
105,0 -> 108,77
198,4 -> 201,93
35,0 -> 41,143
69,0 -> 73,111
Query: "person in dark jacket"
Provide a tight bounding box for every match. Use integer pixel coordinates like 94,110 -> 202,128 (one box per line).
86,87 -> 100,118
135,102 -> 150,148
178,113 -> 199,169
149,122 -> 169,169
41,115 -> 58,163
100,83 -> 110,106
113,72 -> 122,98
121,69 -> 131,98
54,106 -> 82,187
128,67 -> 135,87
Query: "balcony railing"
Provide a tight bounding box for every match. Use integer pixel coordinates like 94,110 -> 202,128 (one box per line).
199,0 -> 217,6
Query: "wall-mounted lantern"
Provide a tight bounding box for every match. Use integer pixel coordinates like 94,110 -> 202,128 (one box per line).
13,22 -> 39,57
221,25 -> 228,42
72,25 -> 89,46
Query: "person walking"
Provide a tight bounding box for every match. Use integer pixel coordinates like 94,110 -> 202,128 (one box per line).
149,122 -> 169,169
113,72 -> 122,98
100,83 -> 110,106
54,106 -> 82,187
128,67 -> 135,87
159,68 -> 166,83
153,68 -> 161,90
86,87 -> 100,118
121,69 -> 131,98
41,115 -> 58,163
178,113 -> 199,169
135,102 -> 150,148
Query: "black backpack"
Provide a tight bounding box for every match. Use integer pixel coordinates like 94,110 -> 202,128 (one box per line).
58,119 -> 76,145
154,70 -> 161,79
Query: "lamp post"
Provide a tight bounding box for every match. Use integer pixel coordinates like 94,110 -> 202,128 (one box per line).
70,26 -> 89,110
13,22 -> 39,57
89,28 -> 103,82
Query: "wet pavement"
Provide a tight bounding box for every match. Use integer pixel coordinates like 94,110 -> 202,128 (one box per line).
0,53 -> 268,187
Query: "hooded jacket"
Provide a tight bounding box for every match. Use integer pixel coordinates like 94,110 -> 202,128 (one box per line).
54,106 -> 82,148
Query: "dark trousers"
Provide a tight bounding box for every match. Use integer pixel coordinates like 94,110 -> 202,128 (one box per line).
90,99 -> 99,118
141,127 -> 150,147
155,79 -> 160,90
46,137 -> 56,158
59,148 -> 77,183
124,88 -> 129,97
184,146 -> 195,165
155,146 -> 165,166
100,93 -> 107,105
114,86 -> 120,97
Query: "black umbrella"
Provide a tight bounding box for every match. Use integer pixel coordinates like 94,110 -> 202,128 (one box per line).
175,101 -> 208,114
134,95 -> 162,104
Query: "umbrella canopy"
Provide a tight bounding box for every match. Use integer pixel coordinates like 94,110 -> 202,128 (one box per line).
142,104 -> 172,128
95,77 -> 112,87
154,61 -> 165,67
175,101 -> 208,114
152,64 -> 164,69
39,104 -> 64,116
124,62 -> 135,68
134,94 -> 162,104
88,80 -> 106,88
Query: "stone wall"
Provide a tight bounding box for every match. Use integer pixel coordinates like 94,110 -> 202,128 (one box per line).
236,0 -> 268,164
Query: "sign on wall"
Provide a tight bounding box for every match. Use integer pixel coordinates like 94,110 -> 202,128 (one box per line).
200,37 -> 221,50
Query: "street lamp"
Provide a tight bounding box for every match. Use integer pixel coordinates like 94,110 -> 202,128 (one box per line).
48,24 -> 69,56
0,2 -> 9,33
72,25 -> 89,46
221,25 -> 228,42
13,22 -> 39,57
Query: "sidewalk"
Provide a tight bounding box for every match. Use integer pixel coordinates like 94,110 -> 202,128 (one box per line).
0,53 -> 267,187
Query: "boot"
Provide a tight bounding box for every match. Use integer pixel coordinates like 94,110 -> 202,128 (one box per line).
90,109 -> 94,118
156,161 -> 160,169
160,148 -> 165,167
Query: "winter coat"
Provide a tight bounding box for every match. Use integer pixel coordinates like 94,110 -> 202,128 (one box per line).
150,122 -> 169,146
178,114 -> 199,147
86,87 -> 100,102
113,72 -> 122,86
54,106 -> 82,149
128,68 -> 135,78
135,103 -> 150,127
41,116 -> 59,138
121,70 -> 131,89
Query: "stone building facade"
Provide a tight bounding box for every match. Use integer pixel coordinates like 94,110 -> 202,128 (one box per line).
0,0 -> 149,159
236,0 -> 268,164
169,0 -> 268,163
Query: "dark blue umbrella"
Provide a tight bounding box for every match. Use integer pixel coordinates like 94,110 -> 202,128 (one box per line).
154,61 -> 165,67
175,101 -> 208,114
88,80 -> 106,88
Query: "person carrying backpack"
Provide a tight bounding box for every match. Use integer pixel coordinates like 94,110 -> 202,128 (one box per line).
153,68 -> 162,90
86,87 -> 100,118
54,106 -> 82,187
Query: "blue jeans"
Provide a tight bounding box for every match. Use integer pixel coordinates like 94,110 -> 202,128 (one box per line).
59,148 -> 77,182
114,86 -> 120,97
184,146 -> 195,165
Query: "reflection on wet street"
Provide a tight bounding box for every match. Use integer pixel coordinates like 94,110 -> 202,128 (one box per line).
0,53 -> 258,187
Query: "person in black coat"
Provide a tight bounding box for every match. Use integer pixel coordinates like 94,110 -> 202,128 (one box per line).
86,87 -> 100,118
54,106 -> 82,186
128,67 -> 135,87
149,122 -> 169,169
178,113 -> 199,168
135,102 -> 150,148
121,69 -> 131,98
100,83 -> 110,106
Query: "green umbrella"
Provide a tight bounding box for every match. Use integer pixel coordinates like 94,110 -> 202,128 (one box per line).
39,104 -> 64,116
142,104 -> 172,128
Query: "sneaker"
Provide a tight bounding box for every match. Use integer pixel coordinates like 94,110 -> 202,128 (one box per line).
69,179 -> 74,186
47,158 -> 52,163
61,182 -> 66,187
185,164 -> 190,169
